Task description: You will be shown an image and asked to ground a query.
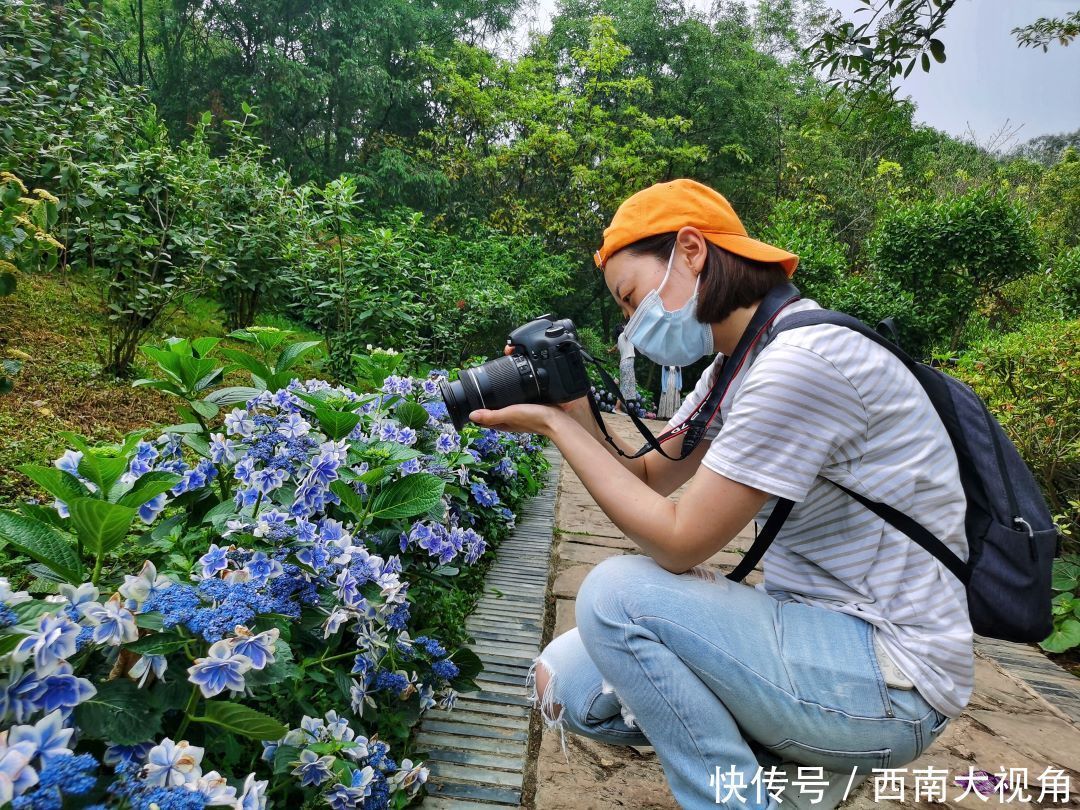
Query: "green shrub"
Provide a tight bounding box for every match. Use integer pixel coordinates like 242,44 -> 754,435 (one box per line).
761,197 -> 848,303
953,320 -> 1080,547
66,116 -> 221,377
868,188 -> 1041,358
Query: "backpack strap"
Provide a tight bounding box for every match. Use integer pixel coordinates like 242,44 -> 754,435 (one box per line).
725,308 -> 971,586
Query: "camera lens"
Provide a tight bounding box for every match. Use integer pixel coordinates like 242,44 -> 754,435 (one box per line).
439,355 -> 541,431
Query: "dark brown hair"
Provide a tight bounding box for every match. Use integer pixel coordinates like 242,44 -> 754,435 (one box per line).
619,232 -> 790,325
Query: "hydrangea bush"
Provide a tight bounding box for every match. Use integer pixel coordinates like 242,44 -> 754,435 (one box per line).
0,334 -> 549,808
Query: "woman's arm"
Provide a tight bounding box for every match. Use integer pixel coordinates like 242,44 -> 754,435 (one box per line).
559,396 -> 711,496
469,404 -> 769,574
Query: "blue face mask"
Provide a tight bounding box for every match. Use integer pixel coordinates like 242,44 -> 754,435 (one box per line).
623,246 -> 714,367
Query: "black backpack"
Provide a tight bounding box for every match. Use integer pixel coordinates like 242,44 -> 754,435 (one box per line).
724,308 -> 1061,644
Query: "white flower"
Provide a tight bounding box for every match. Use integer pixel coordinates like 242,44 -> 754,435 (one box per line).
141,739 -> 204,787
237,773 -> 268,810
56,582 -> 99,614
81,594 -> 139,646
119,560 -> 172,606
0,578 -> 31,606
188,770 -> 237,806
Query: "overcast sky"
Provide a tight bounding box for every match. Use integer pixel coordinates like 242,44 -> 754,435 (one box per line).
512,0 -> 1080,148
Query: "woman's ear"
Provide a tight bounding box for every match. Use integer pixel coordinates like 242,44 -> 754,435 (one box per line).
675,226 -> 708,277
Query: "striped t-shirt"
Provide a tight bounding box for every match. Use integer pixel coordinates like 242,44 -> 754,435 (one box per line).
667,296 -> 974,718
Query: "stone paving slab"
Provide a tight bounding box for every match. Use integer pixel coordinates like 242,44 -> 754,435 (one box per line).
532,413 -> 1080,810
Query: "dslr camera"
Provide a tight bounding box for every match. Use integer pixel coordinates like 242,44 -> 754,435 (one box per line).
439,315 -> 592,431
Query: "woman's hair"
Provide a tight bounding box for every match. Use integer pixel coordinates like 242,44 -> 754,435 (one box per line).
619,232 -> 789,325
612,323 -> 625,341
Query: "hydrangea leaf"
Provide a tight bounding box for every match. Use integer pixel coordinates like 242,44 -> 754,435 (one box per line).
368,473 -> 445,520
313,406 -> 361,440
329,480 -> 366,520
76,452 -> 128,494
76,679 -> 164,745
245,644 -> 298,688
67,497 -> 137,556
275,340 -> 324,373
195,701 -> 288,741
394,401 -> 430,431
116,471 -> 182,508
124,631 -> 189,656
203,387 -> 262,407
0,510 -> 82,583
15,463 -> 90,504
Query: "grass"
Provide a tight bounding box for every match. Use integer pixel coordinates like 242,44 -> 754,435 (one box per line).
0,271 -> 324,506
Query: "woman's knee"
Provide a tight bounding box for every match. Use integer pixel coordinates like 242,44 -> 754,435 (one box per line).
575,554 -> 661,626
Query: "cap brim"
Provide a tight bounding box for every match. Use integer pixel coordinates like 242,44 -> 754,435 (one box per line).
705,233 -> 799,276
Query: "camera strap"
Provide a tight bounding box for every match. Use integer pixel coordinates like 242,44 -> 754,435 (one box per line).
582,281 -> 804,461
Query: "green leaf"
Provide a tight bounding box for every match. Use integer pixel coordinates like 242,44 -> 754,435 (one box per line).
330,480 -> 366,519
245,645 -> 298,688
929,38 -> 946,64
11,599 -> 64,625
124,631 -> 189,656
67,497 -> 136,556
77,453 -> 129,494
195,701 -> 288,740
191,399 -> 219,419
203,387 -> 262,407
136,612 -> 166,631
314,406 -> 360,441
76,679 -> 164,744
448,646 -> 483,686
0,633 -> 27,656
276,340 -> 324,373
0,271 -> 15,296
0,511 -> 82,583
220,349 -> 271,388
15,464 -> 88,504
368,474 -> 445,520
1040,618 -> 1080,654
178,356 -> 220,391
117,471 -> 182,508
394,401 -> 430,431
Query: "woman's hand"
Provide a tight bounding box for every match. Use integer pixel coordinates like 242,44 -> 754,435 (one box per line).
469,403 -> 567,436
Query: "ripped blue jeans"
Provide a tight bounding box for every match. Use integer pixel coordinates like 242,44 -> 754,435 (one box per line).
525,554 -> 952,810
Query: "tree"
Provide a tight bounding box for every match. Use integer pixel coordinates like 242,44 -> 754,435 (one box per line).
809,1 -> 1079,99
101,0 -> 522,189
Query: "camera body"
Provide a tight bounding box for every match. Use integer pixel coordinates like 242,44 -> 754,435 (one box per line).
439,314 -> 592,430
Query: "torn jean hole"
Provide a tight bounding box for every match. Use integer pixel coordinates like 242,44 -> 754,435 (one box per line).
526,656 -> 640,766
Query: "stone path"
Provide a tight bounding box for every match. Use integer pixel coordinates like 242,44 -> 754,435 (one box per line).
530,414 -> 1080,810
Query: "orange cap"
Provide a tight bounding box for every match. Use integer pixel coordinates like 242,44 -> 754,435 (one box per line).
593,178 -> 799,276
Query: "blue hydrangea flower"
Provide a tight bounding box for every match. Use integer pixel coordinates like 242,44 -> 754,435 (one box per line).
103,742 -> 154,768
228,628 -> 278,670
187,641 -> 253,698
432,659 -> 460,682
434,432 -> 459,454
326,765 -> 375,810
141,739 -> 205,788
470,481 -> 500,508
197,545 -> 229,580
6,710 -> 73,768
224,409 -> 255,438
81,595 -> 139,646
291,749 -> 335,788
138,493 -> 168,524
13,614 -> 79,677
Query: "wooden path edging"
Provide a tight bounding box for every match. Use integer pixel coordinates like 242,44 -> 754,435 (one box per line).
418,446 -> 562,808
